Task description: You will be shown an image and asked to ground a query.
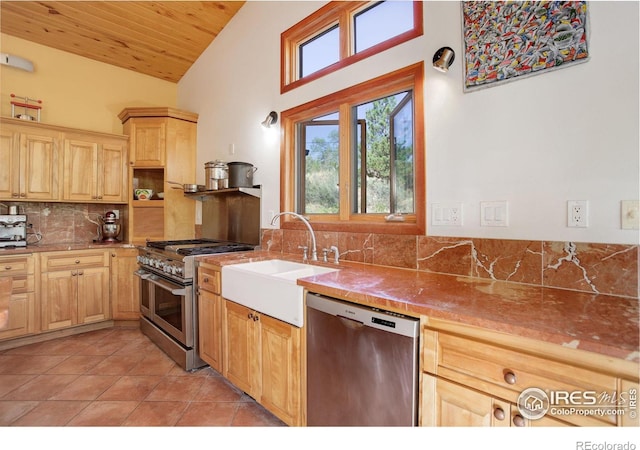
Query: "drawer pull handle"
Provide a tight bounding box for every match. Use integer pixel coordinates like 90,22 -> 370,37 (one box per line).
503,371 -> 517,385
512,414 -> 526,427
493,407 -> 505,421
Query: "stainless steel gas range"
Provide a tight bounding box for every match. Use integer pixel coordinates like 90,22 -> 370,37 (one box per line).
135,239 -> 256,371
135,187 -> 261,371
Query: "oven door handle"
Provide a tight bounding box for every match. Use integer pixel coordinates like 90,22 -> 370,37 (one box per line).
134,270 -> 152,280
146,274 -> 187,296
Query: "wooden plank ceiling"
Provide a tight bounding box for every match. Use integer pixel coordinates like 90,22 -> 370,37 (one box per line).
0,1 -> 245,83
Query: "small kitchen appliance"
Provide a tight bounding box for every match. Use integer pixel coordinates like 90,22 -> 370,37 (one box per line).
99,211 -> 121,243
0,214 -> 27,248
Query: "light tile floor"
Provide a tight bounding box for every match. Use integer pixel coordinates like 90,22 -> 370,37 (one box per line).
0,326 -> 286,427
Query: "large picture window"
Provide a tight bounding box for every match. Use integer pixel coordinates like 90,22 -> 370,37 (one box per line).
281,1 -> 423,93
280,63 -> 425,234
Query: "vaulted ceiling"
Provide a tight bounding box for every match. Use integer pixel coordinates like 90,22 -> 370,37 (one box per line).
0,1 -> 245,83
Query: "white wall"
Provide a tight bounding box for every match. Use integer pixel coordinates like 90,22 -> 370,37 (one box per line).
178,1 -> 639,245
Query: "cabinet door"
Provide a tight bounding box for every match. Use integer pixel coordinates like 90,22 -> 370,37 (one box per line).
430,376 -> 493,426
63,138 -> 98,202
20,132 -> 60,200
223,300 -> 259,396
259,314 -> 302,426
0,128 -> 19,199
198,290 -> 222,372
110,249 -> 140,320
129,118 -> 166,166
41,270 -> 77,330
0,292 -> 36,340
99,142 -> 128,202
77,267 -> 110,324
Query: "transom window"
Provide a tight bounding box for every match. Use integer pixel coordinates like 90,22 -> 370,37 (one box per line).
280,63 -> 425,234
281,1 -> 423,93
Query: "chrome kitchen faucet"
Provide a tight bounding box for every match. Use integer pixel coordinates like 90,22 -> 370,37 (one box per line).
270,212 -> 318,261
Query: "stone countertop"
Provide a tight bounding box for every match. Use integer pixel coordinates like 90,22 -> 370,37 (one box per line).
0,242 -> 137,256
201,250 -> 640,363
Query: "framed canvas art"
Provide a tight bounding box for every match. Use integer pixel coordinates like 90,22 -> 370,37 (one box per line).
462,1 -> 589,91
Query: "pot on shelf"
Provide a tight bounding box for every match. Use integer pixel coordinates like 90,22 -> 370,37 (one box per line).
205,160 -> 228,190
228,162 -> 257,188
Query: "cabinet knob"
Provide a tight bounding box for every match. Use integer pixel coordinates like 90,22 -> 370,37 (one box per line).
503,371 -> 517,385
12,193 -> 19,198
248,313 -> 254,320
4,266 -> 12,270
78,270 -> 84,276
72,271 -> 77,276
111,253 -> 116,257
75,260 -> 80,264
203,277 -> 210,283
97,196 -> 103,200
512,414 -> 526,427
493,407 -> 505,421
253,314 -> 259,321
20,193 -> 26,198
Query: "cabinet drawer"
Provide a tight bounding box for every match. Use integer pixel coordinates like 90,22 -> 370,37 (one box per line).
198,266 -> 221,294
0,256 -> 34,275
435,333 -> 618,426
41,250 -> 109,272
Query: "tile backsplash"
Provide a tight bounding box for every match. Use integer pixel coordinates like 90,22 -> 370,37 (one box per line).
3,202 -> 127,246
261,229 -> 639,299
6,202 -> 634,299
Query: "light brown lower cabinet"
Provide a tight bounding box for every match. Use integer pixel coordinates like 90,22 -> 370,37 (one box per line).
420,316 -> 639,427
0,254 -> 37,340
197,264 -> 223,373
40,250 -> 110,330
422,375 -> 571,427
110,248 -> 140,320
222,299 -> 302,426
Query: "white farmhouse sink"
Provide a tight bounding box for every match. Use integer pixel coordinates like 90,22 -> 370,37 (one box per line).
221,259 -> 339,327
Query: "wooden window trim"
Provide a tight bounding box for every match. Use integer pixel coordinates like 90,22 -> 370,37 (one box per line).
281,1 -> 423,94
279,62 -> 425,235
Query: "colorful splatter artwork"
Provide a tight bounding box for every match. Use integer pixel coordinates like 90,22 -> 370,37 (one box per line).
462,1 -> 589,91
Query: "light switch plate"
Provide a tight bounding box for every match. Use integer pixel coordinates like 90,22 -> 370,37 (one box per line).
621,200 -> 640,230
480,201 -> 508,227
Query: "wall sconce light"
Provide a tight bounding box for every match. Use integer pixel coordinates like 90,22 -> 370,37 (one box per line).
432,47 -> 455,73
261,111 -> 278,128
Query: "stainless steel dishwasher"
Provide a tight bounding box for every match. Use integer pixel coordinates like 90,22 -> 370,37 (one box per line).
306,292 -> 420,426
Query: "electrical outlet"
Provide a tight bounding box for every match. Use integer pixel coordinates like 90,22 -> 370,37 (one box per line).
432,203 -> 463,226
567,200 -> 588,227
